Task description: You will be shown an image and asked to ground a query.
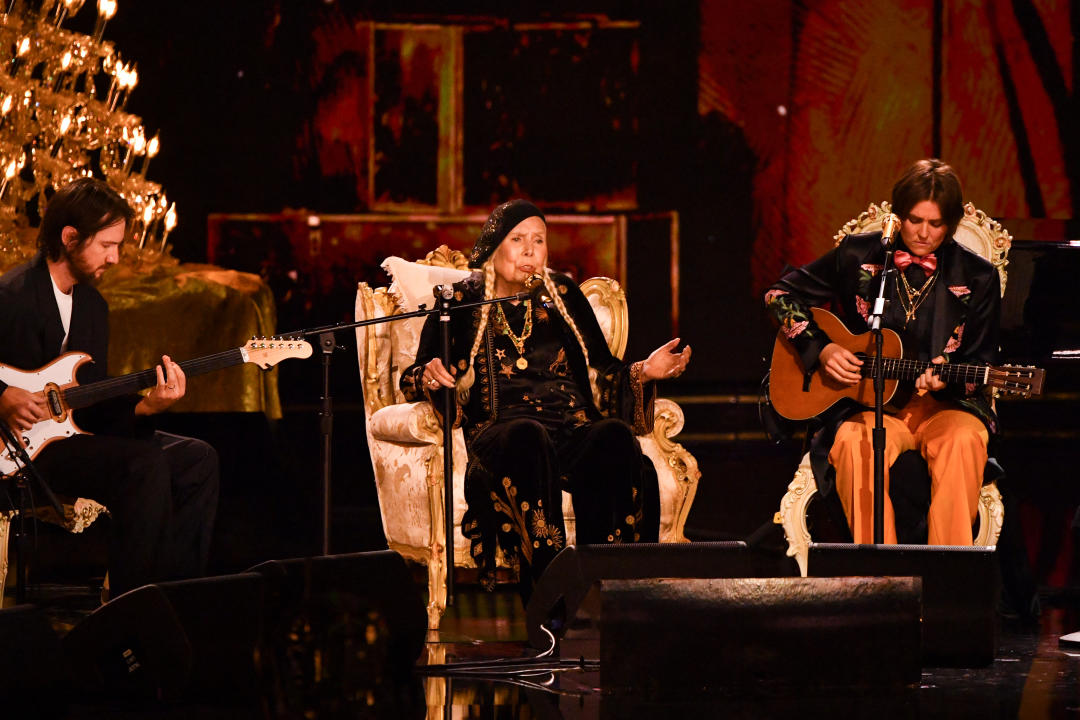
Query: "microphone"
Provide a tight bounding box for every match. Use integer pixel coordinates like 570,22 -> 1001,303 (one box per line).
880,213 -> 901,247
433,284 -> 455,301
517,273 -> 550,304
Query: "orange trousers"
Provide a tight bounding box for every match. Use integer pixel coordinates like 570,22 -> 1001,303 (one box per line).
828,391 -> 988,545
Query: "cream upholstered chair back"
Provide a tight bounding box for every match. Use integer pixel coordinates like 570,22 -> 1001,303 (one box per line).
355,245 -> 700,629
775,202 -> 1011,576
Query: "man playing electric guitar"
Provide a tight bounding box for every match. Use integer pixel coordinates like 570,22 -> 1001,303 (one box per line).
0,178 -> 219,599
765,159 -> 1000,546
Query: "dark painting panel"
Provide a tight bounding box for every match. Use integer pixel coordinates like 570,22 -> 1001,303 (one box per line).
463,26 -> 639,209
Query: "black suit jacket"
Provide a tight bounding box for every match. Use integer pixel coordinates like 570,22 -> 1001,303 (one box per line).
0,253 -> 140,435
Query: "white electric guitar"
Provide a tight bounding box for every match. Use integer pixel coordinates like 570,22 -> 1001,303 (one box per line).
0,337 -> 312,476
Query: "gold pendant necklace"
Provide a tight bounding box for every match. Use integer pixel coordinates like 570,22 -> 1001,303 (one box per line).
895,269 -> 938,325
494,300 -> 533,369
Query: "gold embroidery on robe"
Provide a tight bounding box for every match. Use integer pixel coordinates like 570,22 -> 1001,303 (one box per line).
548,347 -> 570,377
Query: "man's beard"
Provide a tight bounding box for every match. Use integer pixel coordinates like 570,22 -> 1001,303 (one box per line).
62,245 -> 102,286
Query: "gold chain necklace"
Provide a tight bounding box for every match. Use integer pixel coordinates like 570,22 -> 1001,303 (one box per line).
895,269 -> 938,325
494,300 -> 533,370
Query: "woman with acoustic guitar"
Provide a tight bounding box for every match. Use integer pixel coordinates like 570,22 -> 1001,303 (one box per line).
765,159 -> 1001,545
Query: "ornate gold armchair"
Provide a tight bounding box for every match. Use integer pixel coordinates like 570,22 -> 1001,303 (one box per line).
355,246 -> 701,629
774,202 -> 1011,576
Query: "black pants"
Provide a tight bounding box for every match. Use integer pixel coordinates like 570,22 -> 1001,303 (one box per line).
33,431 -> 219,597
461,417 -> 659,594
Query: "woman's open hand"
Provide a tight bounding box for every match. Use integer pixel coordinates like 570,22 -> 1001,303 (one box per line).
641,338 -> 692,381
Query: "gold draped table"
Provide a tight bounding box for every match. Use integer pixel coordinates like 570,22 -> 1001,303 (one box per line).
99,263 -> 283,417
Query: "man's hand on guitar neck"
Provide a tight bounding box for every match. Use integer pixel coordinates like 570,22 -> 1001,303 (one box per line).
0,385 -> 48,435
819,343 -> 864,386
915,356 -> 947,392
135,355 -> 187,416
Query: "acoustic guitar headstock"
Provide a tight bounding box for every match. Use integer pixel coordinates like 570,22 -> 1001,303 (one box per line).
987,365 -> 1045,398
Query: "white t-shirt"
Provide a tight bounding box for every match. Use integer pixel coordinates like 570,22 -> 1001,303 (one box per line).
50,274 -> 73,353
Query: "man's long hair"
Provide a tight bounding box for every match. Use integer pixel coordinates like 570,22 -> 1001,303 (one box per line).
37,178 -> 135,261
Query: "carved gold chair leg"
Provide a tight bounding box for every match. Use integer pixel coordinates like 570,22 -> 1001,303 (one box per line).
650,398 -> 701,544
774,453 -> 817,577
0,511 -> 11,601
975,481 -> 1004,547
425,548 -> 448,631
426,450 -> 450,630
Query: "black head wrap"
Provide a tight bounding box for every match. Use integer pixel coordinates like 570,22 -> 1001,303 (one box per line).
468,199 -> 546,268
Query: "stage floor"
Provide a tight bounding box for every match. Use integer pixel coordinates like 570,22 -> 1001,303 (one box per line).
11,581 -> 1080,717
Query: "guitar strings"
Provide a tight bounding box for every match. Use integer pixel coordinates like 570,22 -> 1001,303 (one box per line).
859,356 -> 987,382
63,348 -> 245,408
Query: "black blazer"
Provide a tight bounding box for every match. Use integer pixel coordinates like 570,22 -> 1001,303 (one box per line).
0,253 -> 140,435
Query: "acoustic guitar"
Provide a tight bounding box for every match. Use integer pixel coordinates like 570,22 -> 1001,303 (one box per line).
0,337 -> 312,476
768,307 -> 1045,421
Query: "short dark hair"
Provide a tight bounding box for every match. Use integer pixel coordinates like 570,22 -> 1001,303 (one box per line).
37,178 -> 135,261
891,158 -> 964,239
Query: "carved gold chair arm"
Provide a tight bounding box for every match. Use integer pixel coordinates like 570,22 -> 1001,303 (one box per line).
21,497 -> 110,534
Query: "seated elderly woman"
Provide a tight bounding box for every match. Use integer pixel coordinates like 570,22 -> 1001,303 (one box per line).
400,199 -> 691,597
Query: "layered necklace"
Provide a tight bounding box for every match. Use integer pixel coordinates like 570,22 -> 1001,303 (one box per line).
895,268 -> 938,325
494,299 -> 533,370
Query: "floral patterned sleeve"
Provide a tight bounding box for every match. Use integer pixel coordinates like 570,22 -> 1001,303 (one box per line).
763,245 -> 845,373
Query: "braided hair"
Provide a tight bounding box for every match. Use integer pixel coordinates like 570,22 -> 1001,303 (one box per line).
455,262 -> 599,407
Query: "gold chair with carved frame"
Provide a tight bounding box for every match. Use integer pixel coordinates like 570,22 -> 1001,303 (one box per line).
1,488 -> 107,602
773,202 -> 1011,576
355,245 -> 701,629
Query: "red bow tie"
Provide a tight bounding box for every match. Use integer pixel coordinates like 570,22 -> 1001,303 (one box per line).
894,250 -> 937,274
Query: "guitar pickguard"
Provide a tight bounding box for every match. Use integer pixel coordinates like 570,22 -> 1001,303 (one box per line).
0,353 -> 89,477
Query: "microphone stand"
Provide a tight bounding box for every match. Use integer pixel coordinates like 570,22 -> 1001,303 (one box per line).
867,219 -> 899,545
1,421 -> 66,604
436,285 -> 456,602
292,286 -> 532,607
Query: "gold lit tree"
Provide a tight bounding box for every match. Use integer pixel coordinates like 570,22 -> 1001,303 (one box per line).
0,0 -> 175,272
